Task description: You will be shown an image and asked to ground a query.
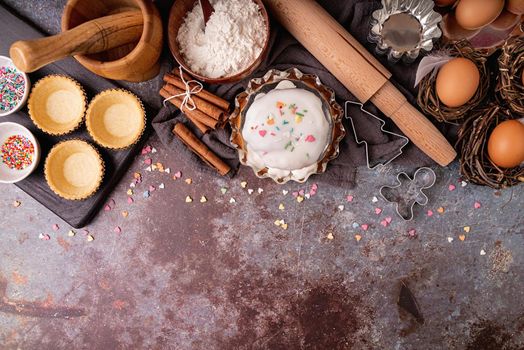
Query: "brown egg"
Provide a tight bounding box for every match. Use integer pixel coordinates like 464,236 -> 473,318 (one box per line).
435,0 -> 456,7
436,58 -> 480,108
488,120 -> 524,168
506,0 -> 524,15
455,0 -> 505,30
490,9 -> 520,30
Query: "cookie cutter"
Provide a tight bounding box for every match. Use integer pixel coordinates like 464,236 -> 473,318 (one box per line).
379,167 -> 436,221
345,100 -> 409,169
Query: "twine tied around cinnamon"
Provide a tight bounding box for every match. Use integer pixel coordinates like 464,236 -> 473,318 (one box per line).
162,66 -> 203,111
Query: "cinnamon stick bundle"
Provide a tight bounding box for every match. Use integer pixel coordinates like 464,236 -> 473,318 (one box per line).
163,80 -> 224,121
173,123 -> 231,176
161,85 -> 219,129
164,73 -> 230,111
159,88 -> 210,134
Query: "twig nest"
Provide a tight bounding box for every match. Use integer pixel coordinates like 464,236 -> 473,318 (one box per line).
496,36 -> 524,116
417,41 -> 491,123
457,104 -> 524,188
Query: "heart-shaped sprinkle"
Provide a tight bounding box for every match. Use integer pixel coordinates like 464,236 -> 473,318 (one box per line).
229,198 -> 236,203
346,195 -> 354,202
447,237 -> 453,243
200,196 -> 207,203
114,226 -> 122,234
144,158 -> 152,165
448,184 -> 456,191
174,171 -> 182,179
159,183 -> 165,189
338,205 -> 345,211
459,234 -> 466,241
427,210 -> 433,217
304,193 -> 311,199
305,135 -> 316,142
247,189 -> 254,195
375,208 -> 382,215
240,181 -> 248,188
361,224 -> 369,231
480,249 -> 486,256
463,226 -> 471,233
185,196 -> 193,203
127,197 -> 134,204
282,190 -> 289,195
354,234 -> 362,242
408,229 -> 417,237
352,222 -> 360,229
474,202 -> 481,209
259,130 -> 267,137
385,217 -> 392,224
372,196 -> 379,203
380,220 -> 388,227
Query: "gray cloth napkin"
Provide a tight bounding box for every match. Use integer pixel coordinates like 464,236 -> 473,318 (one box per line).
152,0 -> 457,185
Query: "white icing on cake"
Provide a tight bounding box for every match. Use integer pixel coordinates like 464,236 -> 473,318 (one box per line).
242,81 -> 330,175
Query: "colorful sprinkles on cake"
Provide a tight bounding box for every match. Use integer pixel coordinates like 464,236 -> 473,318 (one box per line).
0,66 -> 25,113
1,135 -> 34,170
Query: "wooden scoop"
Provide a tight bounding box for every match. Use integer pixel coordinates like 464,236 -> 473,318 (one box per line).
10,10 -> 143,73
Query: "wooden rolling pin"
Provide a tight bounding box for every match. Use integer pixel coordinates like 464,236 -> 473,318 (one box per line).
10,11 -> 143,73
263,0 -> 457,166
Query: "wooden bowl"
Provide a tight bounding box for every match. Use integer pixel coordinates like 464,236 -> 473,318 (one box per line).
61,0 -> 163,82
167,0 -> 270,84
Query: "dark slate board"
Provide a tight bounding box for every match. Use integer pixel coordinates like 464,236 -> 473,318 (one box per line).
0,4 -> 152,228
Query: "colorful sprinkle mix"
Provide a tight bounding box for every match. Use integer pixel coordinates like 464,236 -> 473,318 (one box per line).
1,135 -> 34,170
0,66 -> 25,112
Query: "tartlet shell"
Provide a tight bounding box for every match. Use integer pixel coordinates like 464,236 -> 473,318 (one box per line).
85,88 -> 146,150
44,139 -> 105,201
27,75 -> 87,136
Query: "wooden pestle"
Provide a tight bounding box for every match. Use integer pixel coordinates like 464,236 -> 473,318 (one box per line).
10,11 -> 143,73
262,0 -> 457,167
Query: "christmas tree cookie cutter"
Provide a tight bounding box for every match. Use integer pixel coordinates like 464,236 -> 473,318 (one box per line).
379,167 -> 436,221
345,101 -> 409,169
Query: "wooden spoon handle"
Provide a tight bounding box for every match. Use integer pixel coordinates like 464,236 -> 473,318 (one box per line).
10,11 -> 143,73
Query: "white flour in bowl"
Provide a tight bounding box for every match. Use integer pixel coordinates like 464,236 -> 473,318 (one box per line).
176,0 -> 267,79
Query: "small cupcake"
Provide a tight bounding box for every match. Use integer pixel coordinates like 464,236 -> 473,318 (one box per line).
230,68 -> 345,183
45,139 -> 104,200
86,89 -> 146,149
28,75 -> 86,135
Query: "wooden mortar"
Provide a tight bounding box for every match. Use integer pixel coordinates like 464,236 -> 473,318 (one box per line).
61,0 -> 163,82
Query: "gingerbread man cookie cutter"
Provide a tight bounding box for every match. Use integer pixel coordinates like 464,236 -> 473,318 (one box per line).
379,167 -> 437,221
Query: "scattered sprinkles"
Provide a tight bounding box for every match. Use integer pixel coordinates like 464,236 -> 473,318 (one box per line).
0,66 -> 25,113
1,135 -> 34,170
